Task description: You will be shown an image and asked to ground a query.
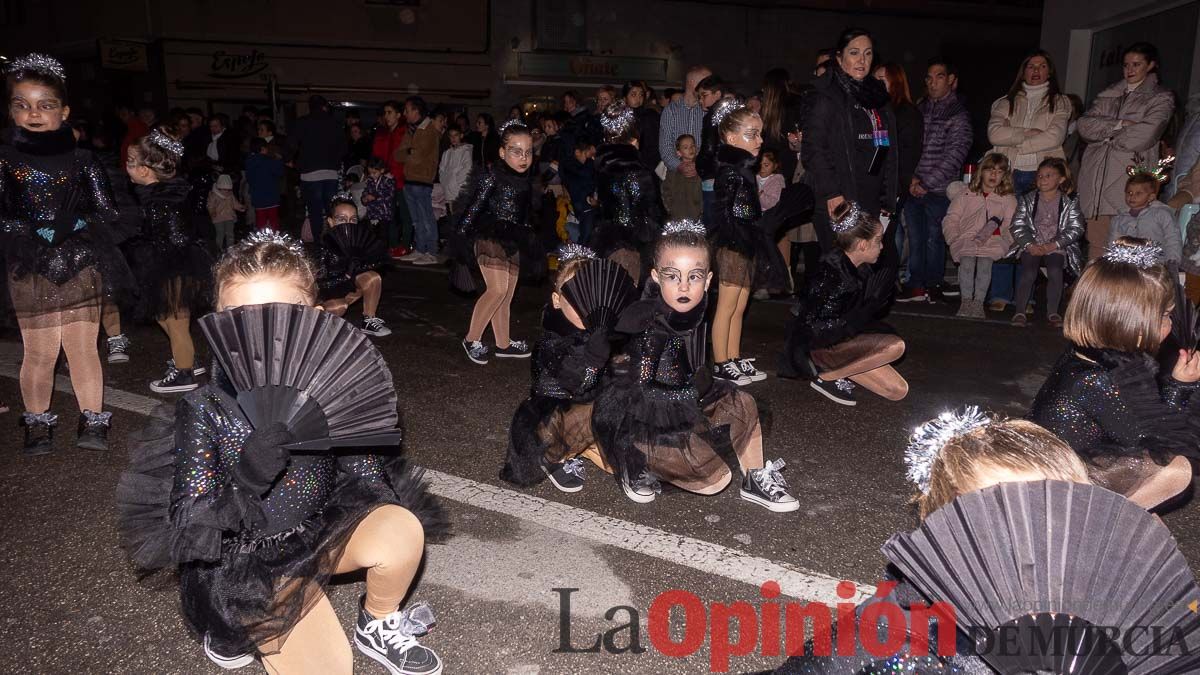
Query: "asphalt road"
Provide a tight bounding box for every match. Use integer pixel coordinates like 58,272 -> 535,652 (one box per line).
1,265 -> 1197,674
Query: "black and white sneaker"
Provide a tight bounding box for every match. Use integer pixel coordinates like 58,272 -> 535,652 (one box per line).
810,377 -> 856,406
150,362 -> 200,394
737,358 -> 768,383
462,340 -> 490,365
494,340 -> 531,358
168,358 -> 206,377
355,599 -> 443,675
543,457 -> 586,493
621,469 -> 661,504
714,361 -> 752,386
204,633 -> 255,670
740,459 -> 800,512
106,334 -> 131,363
362,316 -> 392,337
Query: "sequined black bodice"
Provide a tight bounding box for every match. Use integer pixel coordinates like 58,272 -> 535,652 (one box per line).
135,178 -> 195,248
457,161 -> 533,239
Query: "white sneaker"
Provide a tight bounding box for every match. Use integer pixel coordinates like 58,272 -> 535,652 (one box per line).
737,358 -> 768,383
622,469 -> 661,503
355,600 -> 442,675
412,252 -> 440,266
362,316 -> 392,337
398,250 -> 423,262
714,361 -> 752,386
740,459 -> 800,512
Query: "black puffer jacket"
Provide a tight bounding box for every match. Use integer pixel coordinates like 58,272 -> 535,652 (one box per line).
592,143 -> 663,252
709,145 -> 761,257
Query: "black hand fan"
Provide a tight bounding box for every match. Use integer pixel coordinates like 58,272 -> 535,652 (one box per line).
881,480 -> 1200,674
198,303 -> 403,453
1170,281 -> 1198,352
560,258 -> 637,331
330,222 -> 389,275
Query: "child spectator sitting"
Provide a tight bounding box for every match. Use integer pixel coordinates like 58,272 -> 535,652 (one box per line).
243,138 -> 284,230
940,152 -> 1016,318
661,134 -> 703,221
1108,170 -> 1181,271
362,157 -> 395,235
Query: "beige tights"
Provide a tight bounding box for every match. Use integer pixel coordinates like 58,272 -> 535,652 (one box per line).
18,318 -> 103,413
466,261 -> 519,347
712,282 -> 750,363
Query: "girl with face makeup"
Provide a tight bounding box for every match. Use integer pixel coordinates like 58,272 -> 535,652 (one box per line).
780,202 -> 909,407
453,120 -> 541,365
317,193 -> 391,337
592,221 -> 799,512
1,53 -> 133,454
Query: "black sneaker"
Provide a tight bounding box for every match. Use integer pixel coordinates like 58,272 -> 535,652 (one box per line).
939,284 -> 961,298
19,412 -> 56,456
713,360 -> 751,386
740,459 -> 800,512
810,377 -> 857,406
355,599 -> 442,675
362,316 -> 393,337
150,363 -> 200,394
494,340 -> 531,358
737,358 -> 768,383
77,409 -> 112,451
621,469 -> 661,504
168,358 -> 206,377
106,334 -> 131,364
203,633 -> 254,670
542,457 -> 585,493
462,340 -> 490,365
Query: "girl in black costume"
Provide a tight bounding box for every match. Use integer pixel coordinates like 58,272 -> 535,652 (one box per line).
455,120 -> 540,365
1029,237 -> 1199,510
116,232 -> 447,675
1,53 -> 131,453
779,202 -> 908,407
590,101 -> 663,284
593,221 -> 799,512
125,130 -> 214,394
501,244 -> 619,493
318,193 -> 391,337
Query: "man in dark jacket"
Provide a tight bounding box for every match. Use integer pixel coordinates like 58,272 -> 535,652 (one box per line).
288,95 -> 346,240
900,58 -> 972,302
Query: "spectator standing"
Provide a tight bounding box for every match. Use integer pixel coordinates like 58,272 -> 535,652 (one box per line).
243,138 -> 285,230
118,104 -> 148,166
372,100 -> 411,255
289,95 -> 346,241
661,134 -> 703,220
1077,42 -> 1174,260
873,62 -> 924,288
658,65 -> 711,179
439,127 -> 474,215
207,173 -> 245,250
206,113 -> 242,176
695,74 -> 730,224
396,96 -> 441,264
623,80 -> 661,173
899,57 -> 972,302
466,112 -> 500,168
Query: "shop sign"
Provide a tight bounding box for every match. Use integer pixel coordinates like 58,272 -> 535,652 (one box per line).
210,49 -> 269,79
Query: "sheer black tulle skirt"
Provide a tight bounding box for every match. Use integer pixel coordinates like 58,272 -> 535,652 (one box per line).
5,230 -> 136,327
127,239 -> 214,321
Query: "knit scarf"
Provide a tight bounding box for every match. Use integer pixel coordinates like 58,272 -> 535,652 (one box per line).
834,67 -> 890,111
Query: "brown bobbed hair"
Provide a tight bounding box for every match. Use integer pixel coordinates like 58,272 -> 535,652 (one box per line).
917,417 -> 1089,518
1062,236 -> 1173,354
213,236 -> 320,307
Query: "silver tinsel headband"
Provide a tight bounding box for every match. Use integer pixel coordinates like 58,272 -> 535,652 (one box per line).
662,219 -> 706,236
147,129 -> 184,158
557,243 -> 596,263
1102,242 -> 1164,269
329,191 -> 356,206
244,229 -> 306,254
600,102 -> 637,140
831,201 -> 865,233
711,98 -> 746,128
906,406 -> 992,494
6,53 -> 65,81
498,118 -> 527,135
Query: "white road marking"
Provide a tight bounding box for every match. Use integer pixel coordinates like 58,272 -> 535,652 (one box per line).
0,341 -> 873,604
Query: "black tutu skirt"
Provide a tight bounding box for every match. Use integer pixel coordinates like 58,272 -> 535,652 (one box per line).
449,226 -> 546,292
127,239 -> 215,321
115,403 -> 448,655
4,230 -> 137,327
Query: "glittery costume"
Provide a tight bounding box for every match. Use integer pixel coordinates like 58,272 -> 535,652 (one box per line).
317,224 -> 390,300
0,126 -> 135,327
501,307 -> 609,486
451,160 -> 544,282
126,177 -> 214,321
770,574 -> 992,674
1028,347 -> 1200,495
114,367 -> 447,654
592,284 -> 764,491
779,250 -> 896,379
589,143 -> 663,282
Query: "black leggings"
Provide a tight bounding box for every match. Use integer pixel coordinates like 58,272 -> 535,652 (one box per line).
1014,252 -> 1064,317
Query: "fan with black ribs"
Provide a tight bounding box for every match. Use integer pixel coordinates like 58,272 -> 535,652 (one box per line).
198,303 -> 403,452
560,258 -> 638,331
330,222 -> 389,275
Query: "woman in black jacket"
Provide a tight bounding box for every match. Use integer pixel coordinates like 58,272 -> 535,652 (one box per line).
802,28 -> 899,273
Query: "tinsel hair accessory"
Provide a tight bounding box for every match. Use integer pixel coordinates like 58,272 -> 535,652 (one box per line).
5,53 -> 66,81
662,219 -> 707,236
498,118 -> 527,135
245,229 -> 306,254
1126,155 -> 1175,184
830,201 -> 866,233
557,243 -> 597,263
905,406 -> 992,494
711,98 -> 747,128
147,128 -> 184,158
600,101 -> 637,139
329,191 -> 356,206
1102,241 -> 1164,269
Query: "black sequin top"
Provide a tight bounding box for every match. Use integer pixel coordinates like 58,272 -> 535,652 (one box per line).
793,250 -> 876,349
529,308 -> 607,401
709,145 -> 762,257
170,376 -> 394,540
317,224 -> 389,296
135,178 -> 196,249
0,126 -> 119,283
613,292 -> 710,403
594,143 -> 662,247
1028,347 -> 1200,463
454,160 -> 533,249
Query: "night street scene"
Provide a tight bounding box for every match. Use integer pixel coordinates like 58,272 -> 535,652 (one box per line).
3,0 -> 1200,673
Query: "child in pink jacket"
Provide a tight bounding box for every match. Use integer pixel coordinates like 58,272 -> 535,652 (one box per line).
942,153 -> 1017,318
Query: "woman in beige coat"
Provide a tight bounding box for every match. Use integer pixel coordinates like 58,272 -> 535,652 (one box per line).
1076,42 -> 1175,260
